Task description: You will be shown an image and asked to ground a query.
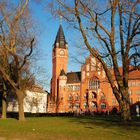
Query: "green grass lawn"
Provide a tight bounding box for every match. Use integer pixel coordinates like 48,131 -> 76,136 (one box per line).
0,116 -> 140,140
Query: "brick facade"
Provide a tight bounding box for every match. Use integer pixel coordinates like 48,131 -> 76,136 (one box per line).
47,25 -> 140,114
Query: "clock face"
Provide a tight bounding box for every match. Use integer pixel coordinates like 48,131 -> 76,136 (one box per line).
59,50 -> 65,56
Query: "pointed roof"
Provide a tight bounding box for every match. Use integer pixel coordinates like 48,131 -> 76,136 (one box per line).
60,69 -> 66,76
66,71 -> 81,83
54,25 -> 67,49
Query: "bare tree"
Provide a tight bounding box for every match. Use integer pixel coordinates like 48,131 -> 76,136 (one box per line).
48,0 -> 140,121
0,0 -> 35,121
0,78 -> 7,119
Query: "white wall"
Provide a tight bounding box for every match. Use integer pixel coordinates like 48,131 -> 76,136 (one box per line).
7,90 -> 47,113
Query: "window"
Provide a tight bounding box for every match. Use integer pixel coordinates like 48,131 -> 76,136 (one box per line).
68,85 -> 73,91
83,102 -> 88,109
112,98 -> 116,105
32,97 -> 37,104
73,85 -> 76,91
129,82 -> 140,87
75,103 -> 80,109
75,94 -> 80,100
136,82 -> 140,86
68,85 -> 80,91
128,90 -> 132,95
101,95 -> 105,100
60,95 -> 63,100
101,103 -> 106,109
91,102 -> 97,108
88,77 -> 100,90
136,90 -> 140,94
91,92 -> 97,99
76,85 -> 80,91
84,94 -> 87,99
68,95 -> 73,101
68,103 -> 73,109
129,82 -> 136,86
73,85 -> 80,91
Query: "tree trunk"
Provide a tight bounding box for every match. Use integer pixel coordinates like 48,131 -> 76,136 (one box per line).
120,100 -> 131,122
2,93 -> 7,119
17,90 -> 25,121
2,81 -> 7,119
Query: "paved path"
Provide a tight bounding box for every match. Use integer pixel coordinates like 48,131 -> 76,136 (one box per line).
0,137 -> 6,140
0,137 -> 23,140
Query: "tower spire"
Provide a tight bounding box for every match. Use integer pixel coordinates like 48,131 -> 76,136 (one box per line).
54,24 -> 67,49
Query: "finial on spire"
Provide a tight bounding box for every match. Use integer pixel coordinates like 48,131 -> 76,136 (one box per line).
59,5 -> 62,25
60,15 -> 62,25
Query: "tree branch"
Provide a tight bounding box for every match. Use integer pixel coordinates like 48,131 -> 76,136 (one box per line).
74,0 -> 121,102
19,38 -> 34,70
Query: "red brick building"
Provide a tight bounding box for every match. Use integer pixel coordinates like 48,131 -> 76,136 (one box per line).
47,25 -> 140,114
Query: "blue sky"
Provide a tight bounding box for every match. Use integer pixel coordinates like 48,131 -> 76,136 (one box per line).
29,1 -> 85,90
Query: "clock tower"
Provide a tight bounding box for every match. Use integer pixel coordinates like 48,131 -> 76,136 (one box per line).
51,25 -> 68,112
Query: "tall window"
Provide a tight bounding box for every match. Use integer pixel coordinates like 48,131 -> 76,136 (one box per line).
73,85 -> 80,91
84,94 -> 87,99
68,85 -> 73,91
100,92 -> 105,100
83,102 -> 88,109
88,77 -> 100,90
112,98 -> 116,105
68,103 -> 72,109
128,90 -> 132,95
68,85 -> 80,91
91,92 -> 97,99
75,94 -> 80,100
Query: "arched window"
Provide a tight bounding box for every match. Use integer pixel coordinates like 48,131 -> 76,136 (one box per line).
83,102 -> 88,109
101,103 -> 106,109
88,77 -> 100,90
91,102 -> 97,108
91,92 -> 97,99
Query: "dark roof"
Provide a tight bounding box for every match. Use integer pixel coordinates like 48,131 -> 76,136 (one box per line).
60,69 -> 66,76
128,70 -> 140,80
111,67 -> 140,80
66,72 -> 81,83
54,25 -> 67,49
